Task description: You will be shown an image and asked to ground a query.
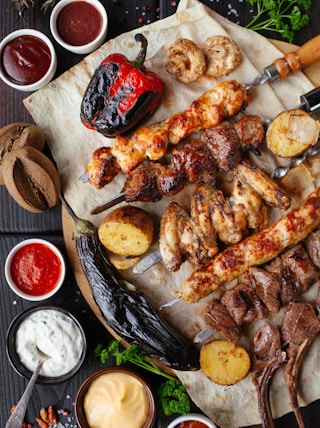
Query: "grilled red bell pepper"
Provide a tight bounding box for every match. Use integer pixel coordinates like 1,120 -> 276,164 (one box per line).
80,33 -> 164,137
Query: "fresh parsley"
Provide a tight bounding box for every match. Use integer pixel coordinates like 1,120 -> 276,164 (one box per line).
245,0 -> 312,43
94,341 -> 191,416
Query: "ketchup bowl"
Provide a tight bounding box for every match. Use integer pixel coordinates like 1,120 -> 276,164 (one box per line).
50,0 -> 108,55
0,29 -> 57,91
6,305 -> 87,384
5,238 -> 66,301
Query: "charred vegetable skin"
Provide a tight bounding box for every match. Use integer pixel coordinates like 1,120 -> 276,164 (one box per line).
80,33 -> 164,137
62,197 -> 199,370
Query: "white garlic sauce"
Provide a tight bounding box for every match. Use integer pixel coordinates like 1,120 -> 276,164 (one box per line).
15,309 -> 84,377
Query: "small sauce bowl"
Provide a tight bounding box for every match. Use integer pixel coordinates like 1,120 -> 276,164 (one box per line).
6,305 -> 87,384
167,413 -> 217,428
75,367 -> 156,428
50,0 -> 108,55
5,238 -> 66,301
0,29 -> 57,91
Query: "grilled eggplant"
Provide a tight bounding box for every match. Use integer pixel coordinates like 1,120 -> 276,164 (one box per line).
61,195 -> 200,371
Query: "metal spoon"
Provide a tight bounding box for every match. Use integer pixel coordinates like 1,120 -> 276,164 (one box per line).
5,347 -> 51,428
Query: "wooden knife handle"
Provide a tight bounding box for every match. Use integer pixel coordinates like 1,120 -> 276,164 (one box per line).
272,34 -> 320,79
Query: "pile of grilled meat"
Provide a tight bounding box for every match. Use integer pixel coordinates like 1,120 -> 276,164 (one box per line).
204,230 -> 320,428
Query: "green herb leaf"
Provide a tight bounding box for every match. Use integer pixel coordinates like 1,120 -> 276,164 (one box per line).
245,0 -> 312,43
94,341 -> 192,416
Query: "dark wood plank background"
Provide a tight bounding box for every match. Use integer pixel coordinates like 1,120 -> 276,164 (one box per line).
1,1 -> 320,427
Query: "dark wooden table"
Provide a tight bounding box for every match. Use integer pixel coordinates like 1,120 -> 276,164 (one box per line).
1,1 -> 320,427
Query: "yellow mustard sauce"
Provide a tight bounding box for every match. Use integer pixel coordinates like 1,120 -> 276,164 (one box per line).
84,372 -> 150,428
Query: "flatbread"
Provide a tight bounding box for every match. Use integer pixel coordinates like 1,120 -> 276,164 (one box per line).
23,1 -> 320,427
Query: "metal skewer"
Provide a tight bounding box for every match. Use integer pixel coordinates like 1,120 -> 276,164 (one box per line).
243,35 -> 320,91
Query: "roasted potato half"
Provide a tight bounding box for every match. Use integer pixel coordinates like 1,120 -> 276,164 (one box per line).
266,109 -> 320,158
200,339 -> 251,386
98,205 -> 155,257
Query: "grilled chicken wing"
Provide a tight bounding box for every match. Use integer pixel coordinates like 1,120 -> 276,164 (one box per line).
159,202 -> 190,272
236,160 -> 291,211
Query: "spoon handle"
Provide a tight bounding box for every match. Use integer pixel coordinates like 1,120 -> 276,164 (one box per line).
5,359 -> 44,428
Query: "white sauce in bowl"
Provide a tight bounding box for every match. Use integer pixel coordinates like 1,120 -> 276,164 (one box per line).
15,308 -> 84,377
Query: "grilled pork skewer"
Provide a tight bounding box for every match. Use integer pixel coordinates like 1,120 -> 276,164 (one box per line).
90,139 -> 217,214
81,80 -> 249,188
252,324 -> 286,428
180,186 -> 320,304
280,302 -> 320,428
90,113 -> 265,214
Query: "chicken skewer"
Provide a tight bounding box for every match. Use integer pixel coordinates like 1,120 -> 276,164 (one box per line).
80,80 -> 249,188
179,186 -> 320,304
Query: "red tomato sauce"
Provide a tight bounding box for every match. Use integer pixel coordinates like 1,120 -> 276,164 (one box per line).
10,243 -> 62,296
176,421 -> 209,428
1,35 -> 51,85
57,1 -> 103,46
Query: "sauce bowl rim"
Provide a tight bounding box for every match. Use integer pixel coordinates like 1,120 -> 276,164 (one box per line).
167,413 -> 218,428
5,238 -> 66,301
0,28 -> 57,91
50,0 -> 108,54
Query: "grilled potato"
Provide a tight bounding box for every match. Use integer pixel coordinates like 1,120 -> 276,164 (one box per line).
266,109 -> 320,158
98,205 -> 155,257
200,339 -> 251,385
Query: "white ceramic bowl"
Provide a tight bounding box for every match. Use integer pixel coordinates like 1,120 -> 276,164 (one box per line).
167,413 -> 217,428
50,0 -> 108,54
0,29 -> 57,91
5,238 -> 66,301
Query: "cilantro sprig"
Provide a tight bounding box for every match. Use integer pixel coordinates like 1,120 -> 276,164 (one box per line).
245,0 -> 312,43
94,341 -> 191,417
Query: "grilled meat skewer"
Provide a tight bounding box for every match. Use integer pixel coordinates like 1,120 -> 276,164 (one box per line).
82,80 -> 249,189
90,115 -> 264,214
202,233 -> 320,345
180,186 -> 320,304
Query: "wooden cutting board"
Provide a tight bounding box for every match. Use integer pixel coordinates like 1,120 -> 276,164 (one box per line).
62,39 -> 320,342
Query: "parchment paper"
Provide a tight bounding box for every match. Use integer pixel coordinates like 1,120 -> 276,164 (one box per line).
23,1 -> 320,427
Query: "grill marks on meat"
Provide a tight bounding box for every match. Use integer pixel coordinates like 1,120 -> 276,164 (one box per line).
122,140 -> 216,203
181,187 -> 320,304
203,299 -> 241,344
84,80 -> 249,188
280,302 -> 320,428
203,236 -> 320,343
252,324 -> 286,428
266,244 -> 320,304
159,160 -> 290,272
201,120 -> 242,172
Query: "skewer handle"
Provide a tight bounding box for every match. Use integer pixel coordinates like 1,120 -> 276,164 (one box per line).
272,35 -> 320,79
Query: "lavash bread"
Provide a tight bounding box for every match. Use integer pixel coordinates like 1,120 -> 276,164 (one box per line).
0,122 -> 46,185
3,146 -> 61,213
